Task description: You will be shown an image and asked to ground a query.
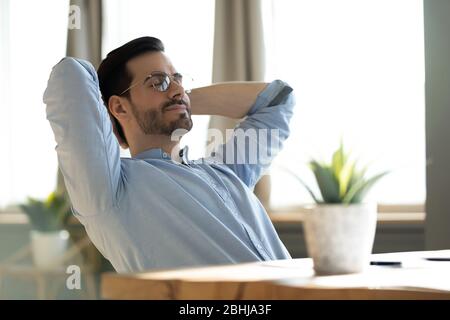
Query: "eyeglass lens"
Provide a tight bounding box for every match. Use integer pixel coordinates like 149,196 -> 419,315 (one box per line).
144,73 -> 183,92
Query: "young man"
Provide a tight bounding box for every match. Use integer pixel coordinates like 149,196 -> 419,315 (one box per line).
44,36 -> 295,273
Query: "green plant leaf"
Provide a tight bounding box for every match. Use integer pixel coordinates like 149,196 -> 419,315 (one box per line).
342,170 -> 390,204
339,158 -> 356,198
292,174 -> 321,204
346,164 -> 367,191
277,165 -> 321,203
19,191 -> 73,232
332,140 -> 345,179
310,161 -> 340,203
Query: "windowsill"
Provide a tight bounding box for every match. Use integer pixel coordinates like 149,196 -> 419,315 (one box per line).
0,211 -> 79,225
1,209 -> 426,226
268,203 -> 425,225
268,211 -> 425,225
0,212 -> 29,224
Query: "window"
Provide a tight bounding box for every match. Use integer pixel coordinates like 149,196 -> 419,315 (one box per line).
0,0 -> 69,209
102,0 -> 215,160
263,0 -> 426,208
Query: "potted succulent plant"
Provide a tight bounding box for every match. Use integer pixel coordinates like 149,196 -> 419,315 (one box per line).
19,191 -> 72,270
294,142 -> 389,275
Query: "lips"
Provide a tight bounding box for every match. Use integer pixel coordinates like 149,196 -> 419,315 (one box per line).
164,104 -> 187,112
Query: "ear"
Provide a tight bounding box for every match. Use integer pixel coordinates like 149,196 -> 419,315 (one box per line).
108,95 -> 130,121
108,95 -> 130,149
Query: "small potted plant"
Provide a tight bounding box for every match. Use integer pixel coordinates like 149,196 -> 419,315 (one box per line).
19,191 -> 72,270
294,142 -> 389,275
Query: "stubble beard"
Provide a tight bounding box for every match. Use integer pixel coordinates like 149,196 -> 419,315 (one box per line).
130,101 -> 193,136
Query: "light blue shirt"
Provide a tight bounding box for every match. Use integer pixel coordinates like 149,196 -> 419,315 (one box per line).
44,57 -> 295,273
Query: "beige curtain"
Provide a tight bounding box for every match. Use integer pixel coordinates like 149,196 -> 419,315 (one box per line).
210,0 -> 271,210
57,0 -> 102,195
66,0 -> 102,68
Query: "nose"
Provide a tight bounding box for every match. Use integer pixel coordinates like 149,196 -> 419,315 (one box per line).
167,78 -> 186,100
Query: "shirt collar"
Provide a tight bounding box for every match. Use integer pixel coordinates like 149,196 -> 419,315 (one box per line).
134,146 -> 190,164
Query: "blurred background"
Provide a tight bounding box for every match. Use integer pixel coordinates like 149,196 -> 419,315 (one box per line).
0,0 -> 448,299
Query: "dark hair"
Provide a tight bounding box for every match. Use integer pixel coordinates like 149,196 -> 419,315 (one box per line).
97,36 -> 165,144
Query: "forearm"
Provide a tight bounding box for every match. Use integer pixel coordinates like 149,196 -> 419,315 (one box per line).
205,80 -> 295,188
189,82 -> 269,119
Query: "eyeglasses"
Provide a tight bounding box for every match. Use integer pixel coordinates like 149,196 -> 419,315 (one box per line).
119,71 -> 192,96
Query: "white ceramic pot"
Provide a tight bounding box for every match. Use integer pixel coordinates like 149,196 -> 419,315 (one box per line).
303,203 -> 377,275
30,230 -> 70,270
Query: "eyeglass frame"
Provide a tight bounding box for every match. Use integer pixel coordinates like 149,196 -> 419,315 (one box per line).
118,71 -> 190,96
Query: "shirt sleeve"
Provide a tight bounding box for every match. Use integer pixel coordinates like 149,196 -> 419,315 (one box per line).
207,80 -> 295,189
43,57 -> 122,216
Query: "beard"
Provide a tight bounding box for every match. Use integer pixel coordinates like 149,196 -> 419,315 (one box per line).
130,98 -> 193,136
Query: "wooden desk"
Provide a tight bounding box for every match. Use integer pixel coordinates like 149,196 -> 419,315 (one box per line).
101,250 -> 450,300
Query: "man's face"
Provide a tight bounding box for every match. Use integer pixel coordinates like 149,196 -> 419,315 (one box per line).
125,51 -> 193,136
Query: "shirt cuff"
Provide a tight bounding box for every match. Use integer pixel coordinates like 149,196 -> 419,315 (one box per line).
247,79 -> 293,116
